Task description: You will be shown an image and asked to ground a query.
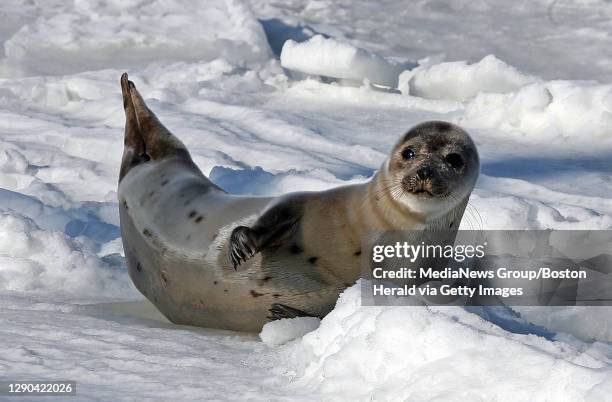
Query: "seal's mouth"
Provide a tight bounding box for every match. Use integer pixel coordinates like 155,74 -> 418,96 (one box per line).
402,175 -> 448,198
412,188 -> 435,197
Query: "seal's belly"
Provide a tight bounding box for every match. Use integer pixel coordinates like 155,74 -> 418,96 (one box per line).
119,160 -> 342,331
121,208 -> 342,331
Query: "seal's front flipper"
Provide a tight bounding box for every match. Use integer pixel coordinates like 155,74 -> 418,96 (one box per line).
228,200 -> 304,269
267,303 -> 319,320
229,226 -> 258,269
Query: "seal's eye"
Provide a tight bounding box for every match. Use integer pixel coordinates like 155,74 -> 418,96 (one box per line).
445,153 -> 464,169
401,148 -> 415,160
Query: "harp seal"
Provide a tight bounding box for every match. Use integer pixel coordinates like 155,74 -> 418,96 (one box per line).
117,73 -> 479,332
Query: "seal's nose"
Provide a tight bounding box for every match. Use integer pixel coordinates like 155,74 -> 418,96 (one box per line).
416,167 -> 434,180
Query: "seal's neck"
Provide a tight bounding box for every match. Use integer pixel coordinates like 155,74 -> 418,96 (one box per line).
346,169 -> 467,236
343,173 -> 420,236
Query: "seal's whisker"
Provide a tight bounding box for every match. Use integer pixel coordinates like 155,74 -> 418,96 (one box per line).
358,178 -> 401,209
466,201 -> 484,231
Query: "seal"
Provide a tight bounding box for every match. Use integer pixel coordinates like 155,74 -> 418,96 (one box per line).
118,73 -> 480,332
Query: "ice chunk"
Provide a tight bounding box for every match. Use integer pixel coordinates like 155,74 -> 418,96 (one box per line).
280,35 -> 404,87
462,80 -> 612,141
401,55 -> 535,101
260,316 -> 321,346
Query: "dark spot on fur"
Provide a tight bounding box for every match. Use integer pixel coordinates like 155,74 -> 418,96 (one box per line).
344,283 -> 351,287
199,299 -> 205,306
273,293 -> 281,298
308,256 -> 318,264
184,200 -> 191,206
186,234 -> 191,241
154,296 -> 158,303
224,289 -> 228,293
143,228 -> 152,238
161,179 -> 169,186
195,215 -> 203,223
211,233 -> 218,241
136,262 -> 142,272
188,210 -> 196,218
250,290 -> 264,298
160,271 -> 169,286
258,276 -> 273,286
123,200 -> 128,210
149,190 -> 155,197
449,221 -> 455,228
354,250 -> 362,256
213,281 -> 218,285
289,244 -> 302,254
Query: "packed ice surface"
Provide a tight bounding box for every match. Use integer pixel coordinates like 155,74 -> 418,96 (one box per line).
1,0 -> 271,76
0,0 -> 612,400
281,35 -> 405,87
254,0 -> 612,82
259,317 -> 321,346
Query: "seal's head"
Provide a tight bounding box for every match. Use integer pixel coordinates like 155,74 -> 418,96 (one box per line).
386,121 -> 479,215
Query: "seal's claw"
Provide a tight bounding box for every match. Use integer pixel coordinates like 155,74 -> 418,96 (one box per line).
267,303 -> 318,321
229,226 -> 258,269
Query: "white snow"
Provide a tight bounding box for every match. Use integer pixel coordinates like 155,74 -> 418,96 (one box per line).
260,317 -> 321,346
278,284 -> 612,401
1,0 -> 271,76
281,35 -> 405,87
399,55 -> 536,101
461,80 -> 612,142
0,0 -> 611,400
0,208 -> 133,300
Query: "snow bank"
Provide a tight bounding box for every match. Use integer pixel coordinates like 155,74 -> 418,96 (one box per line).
281,284 -> 612,400
400,55 -> 536,101
0,143 -> 134,301
280,35 -> 405,87
260,317 -> 321,346
390,54 -> 612,143
461,80 -> 612,141
3,0 -> 271,76
0,207 -> 134,301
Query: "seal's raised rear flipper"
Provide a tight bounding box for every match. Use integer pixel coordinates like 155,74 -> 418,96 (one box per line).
119,73 -> 191,164
119,73 -> 150,180
267,303 -> 319,320
127,79 -> 190,161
